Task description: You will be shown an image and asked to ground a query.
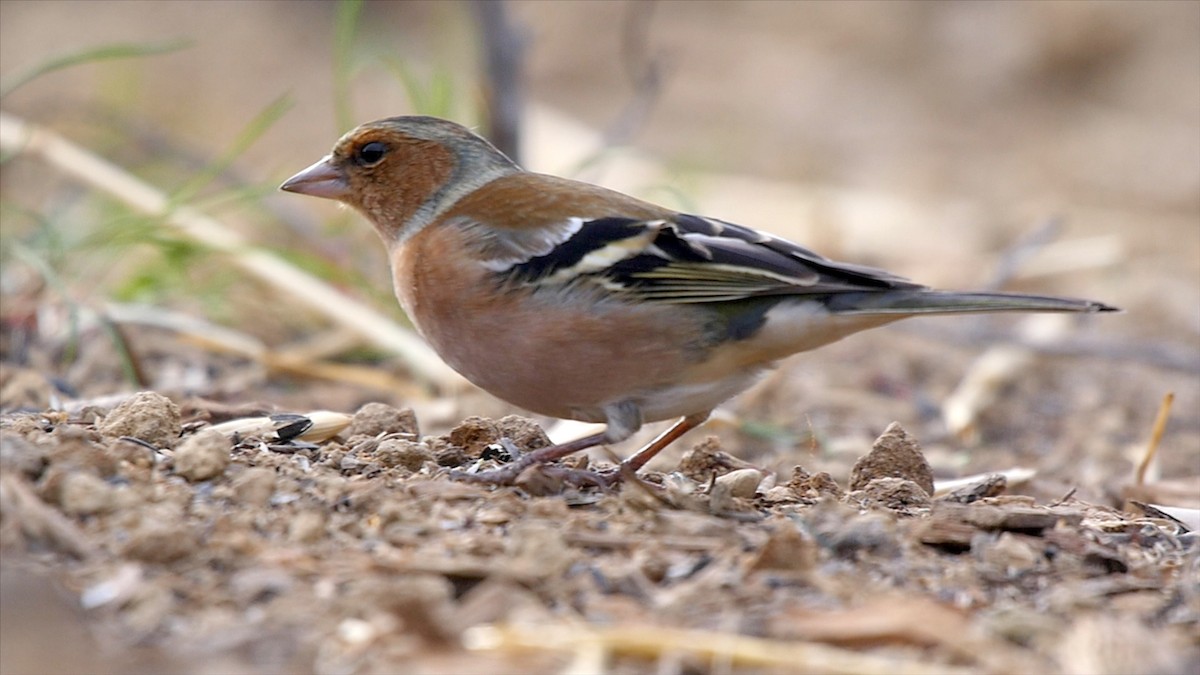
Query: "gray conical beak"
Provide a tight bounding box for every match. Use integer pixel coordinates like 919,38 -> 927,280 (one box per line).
280,156 -> 350,200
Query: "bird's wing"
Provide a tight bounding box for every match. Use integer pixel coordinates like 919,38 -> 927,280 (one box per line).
492,213 -> 925,303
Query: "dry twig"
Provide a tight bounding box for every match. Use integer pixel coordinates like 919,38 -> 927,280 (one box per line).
473,0 -> 526,163
463,622 -> 978,675
1135,392 -> 1174,486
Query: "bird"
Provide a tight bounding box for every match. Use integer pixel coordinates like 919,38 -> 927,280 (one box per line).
280,115 -> 1117,485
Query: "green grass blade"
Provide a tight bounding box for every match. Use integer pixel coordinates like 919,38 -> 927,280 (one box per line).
333,0 -> 364,131
0,40 -> 191,99
170,94 -> 293,205
382,57 -> 457,118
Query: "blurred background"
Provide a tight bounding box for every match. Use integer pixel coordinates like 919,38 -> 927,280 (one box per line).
1,0 -> 1197,494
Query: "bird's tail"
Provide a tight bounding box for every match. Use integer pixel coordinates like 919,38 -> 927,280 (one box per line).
825,290 -> 1119,316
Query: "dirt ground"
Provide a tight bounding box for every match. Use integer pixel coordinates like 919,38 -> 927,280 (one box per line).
1,2 -> 1198,674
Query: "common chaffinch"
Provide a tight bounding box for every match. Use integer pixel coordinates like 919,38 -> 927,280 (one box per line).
281,116 -> 1116,484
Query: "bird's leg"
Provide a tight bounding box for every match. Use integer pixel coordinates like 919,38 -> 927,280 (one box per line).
620,411 -> 712,473
450,407 -> 713,490
449,431 -> 610,484
451,401 -> 643,486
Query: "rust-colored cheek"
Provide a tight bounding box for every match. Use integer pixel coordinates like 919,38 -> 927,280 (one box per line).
364,140 -> 458,234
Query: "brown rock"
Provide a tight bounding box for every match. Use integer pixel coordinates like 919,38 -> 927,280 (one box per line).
0,431 -> 47,478
940,473 -> 1008,503
58,472 -> 114,516
848,477 -> 932,512
346,402 -> 419,438
98,392 -> 181,448
496,415 -> 552,452
748,522 -> 817,573
786,467 -> 844,500
173,429 -> 231,482
374,438 -> 433,471
232,467 -> 276,506
849,422 -> 934,496
122,520 -> 197,564
445,416 -> 500,456
678,436 -> 757,482
714,468 -> 764,499
287,510 -> 327,544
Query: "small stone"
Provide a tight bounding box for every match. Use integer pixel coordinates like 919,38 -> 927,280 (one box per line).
506,521 -> 573,579
0,431 -> 47,478
495,416 -> 552,452
339,454 -> 364,473
714,468 -> 763,499
475,508 -> 512,525
98,392 -> 181,448
786,467 -> 844,499
373,438 -> 432,471
288,510 -> 327,544
123,521 -> 197,563
848,477 -> 931,512
916,508 -> 980,550
346,403 -> 419,438
822,512 -> 901,559
975,531 -> 1043,573
762,485 -> 802,504
747,521 -> 817,573
849,422 -> 934,496
678,436 -> 757,482
111,438 -> 156,472
445,416 -> 500,456
0,367 -> 54,410
232,467 -> 276,506
59,472 -> 114,516
940,473 -> 1008,503
173,429 -> 231,482
432,443 -> 470,468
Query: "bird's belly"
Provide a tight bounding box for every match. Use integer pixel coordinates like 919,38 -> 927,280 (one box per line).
619,370 -> 766,423
408,291 -> 716,422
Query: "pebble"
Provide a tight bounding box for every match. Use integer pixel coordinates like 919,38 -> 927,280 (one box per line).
59,472 -> 114,515
714,468 -> 764,499
97,391 -> 181,448
173,430 -> 231,482
849,422 -> 934,496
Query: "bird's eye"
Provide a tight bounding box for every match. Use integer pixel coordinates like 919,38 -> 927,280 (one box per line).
355,141 -> 387,166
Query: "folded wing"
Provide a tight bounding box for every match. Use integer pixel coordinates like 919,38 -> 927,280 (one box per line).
499,213 -> 925,303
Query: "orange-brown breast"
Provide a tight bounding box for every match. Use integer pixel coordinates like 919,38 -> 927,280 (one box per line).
391,221 -> 711,422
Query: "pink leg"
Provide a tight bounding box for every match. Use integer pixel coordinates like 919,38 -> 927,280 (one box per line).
451,411 -> 711,487
450,431 -> 609,484
621,411 -> 712,472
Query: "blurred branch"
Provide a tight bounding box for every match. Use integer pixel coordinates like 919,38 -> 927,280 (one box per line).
473,0 -> 526,163
103,303 -> 427,397
985,217 -> 1063,291
604,0 -> 666,147
942,313 -> 1074,444
0,110 -> 465,393
897,321 -> 1200,375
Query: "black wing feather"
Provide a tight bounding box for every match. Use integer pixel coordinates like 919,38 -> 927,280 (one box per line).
499,213 -> 924,303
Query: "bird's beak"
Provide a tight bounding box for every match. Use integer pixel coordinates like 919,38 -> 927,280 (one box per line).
280,156 -> 350,200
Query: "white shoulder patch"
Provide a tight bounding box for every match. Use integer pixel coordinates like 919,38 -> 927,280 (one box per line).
479,217 -> 586,272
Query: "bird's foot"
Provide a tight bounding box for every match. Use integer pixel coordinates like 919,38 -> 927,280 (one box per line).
449,454 -> 623,493
447,431 -> 619,492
